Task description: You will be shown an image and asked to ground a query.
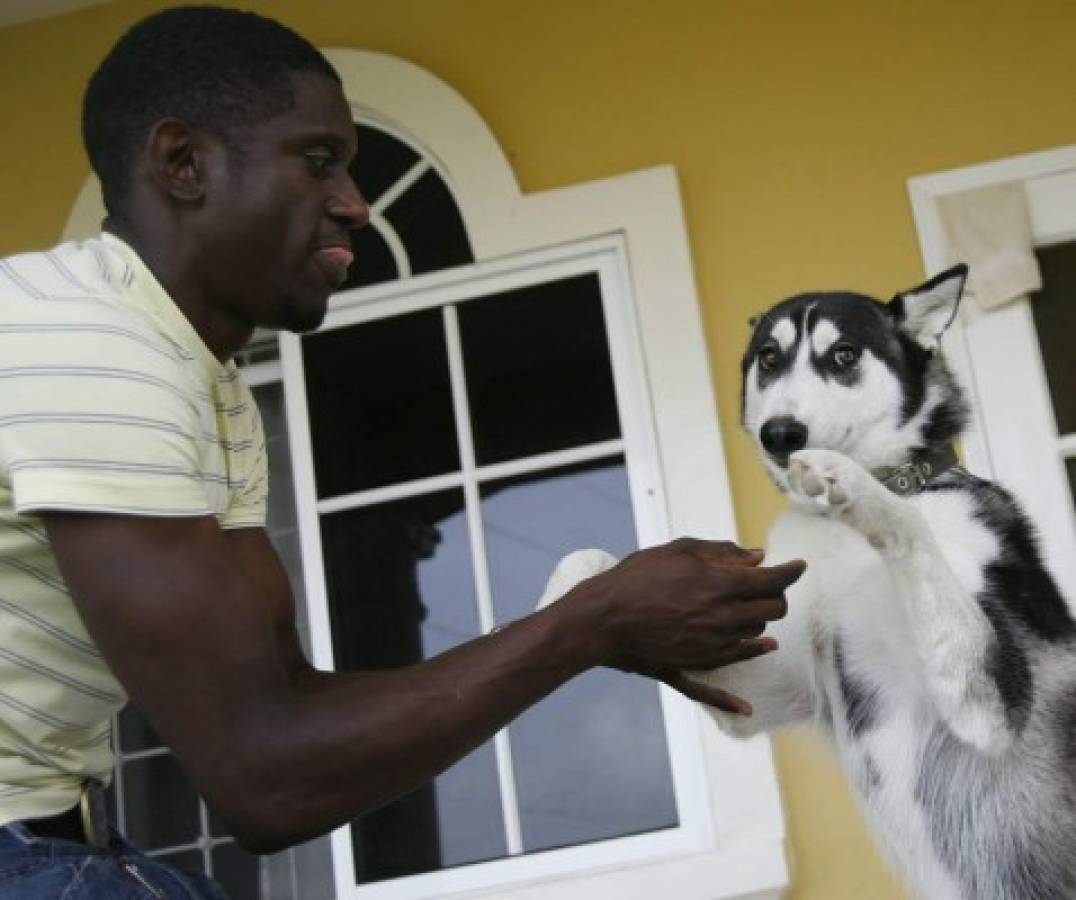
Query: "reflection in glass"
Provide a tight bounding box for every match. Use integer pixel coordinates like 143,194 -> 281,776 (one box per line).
481,458 -> 678,852
319,489 -> 507,881
303,310 -> 460,498
458,273 -> 621,465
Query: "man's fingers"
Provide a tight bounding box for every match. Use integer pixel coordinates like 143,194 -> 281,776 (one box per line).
660,670 -> 754,715
691,541 -> 765,567
722,595 -> 788,627
720,559 -> 806,599
718,636 -> 779,664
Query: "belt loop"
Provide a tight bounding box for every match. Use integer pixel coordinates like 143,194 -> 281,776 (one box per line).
79,779 -> 110,849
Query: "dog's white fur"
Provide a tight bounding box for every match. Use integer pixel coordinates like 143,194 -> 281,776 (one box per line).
539,269 -> 1076,899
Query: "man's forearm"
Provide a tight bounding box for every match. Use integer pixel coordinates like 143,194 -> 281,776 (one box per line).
210,589 -> 607,852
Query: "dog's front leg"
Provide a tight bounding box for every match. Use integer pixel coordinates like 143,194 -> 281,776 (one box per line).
787,448 -> 1014,755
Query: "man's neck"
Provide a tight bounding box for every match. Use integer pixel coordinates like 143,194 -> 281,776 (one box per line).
103,217 -> 255,364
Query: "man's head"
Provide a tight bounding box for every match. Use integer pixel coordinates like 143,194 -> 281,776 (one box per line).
83,5 -> 339,218
83,6 -> 368,346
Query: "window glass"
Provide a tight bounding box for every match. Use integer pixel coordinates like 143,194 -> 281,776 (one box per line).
383,168 -> 474,275
458,274 -> 621,465
350,124 -> 420,206
117,705 -> 163,753
121,754 -> 202,850
319,489 -> 508,881
340,224 -> 399,291
1030,241 -> 1076,436
481,459 -> 679,851
303,310 -> 460,498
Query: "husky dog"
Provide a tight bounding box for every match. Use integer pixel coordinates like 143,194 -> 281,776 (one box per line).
540,265 -> 1076,899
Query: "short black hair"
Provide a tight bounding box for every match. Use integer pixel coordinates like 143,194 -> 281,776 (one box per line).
82,5 -> 341,215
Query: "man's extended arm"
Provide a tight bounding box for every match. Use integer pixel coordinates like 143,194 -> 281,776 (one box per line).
45,513 -> 800,852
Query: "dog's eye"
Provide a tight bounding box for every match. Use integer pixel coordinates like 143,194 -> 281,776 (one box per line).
758,345 -> 780,372
832,344 -> 861,369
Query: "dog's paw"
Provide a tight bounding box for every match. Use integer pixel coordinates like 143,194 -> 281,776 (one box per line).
787,448 -> 868,513
535,549 -> 619,610
789,449 -> 913,550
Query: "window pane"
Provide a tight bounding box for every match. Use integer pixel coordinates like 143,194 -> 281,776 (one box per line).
339,224 -> 399,292
319,490 -> 507,882
481,459 -> 679,852
383,168 -> 474,275
303,310 -> 460,498
458,274 -> 621,465
116,705 -> 162,754
122,754 -> 201,850
350,124 -> 420,207
1031,241 -> 1076,435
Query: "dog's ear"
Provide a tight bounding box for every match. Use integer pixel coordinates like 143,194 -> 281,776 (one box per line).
888,264 -> 968,352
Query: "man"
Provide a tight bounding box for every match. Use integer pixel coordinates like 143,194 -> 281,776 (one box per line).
0,6 -> 803,898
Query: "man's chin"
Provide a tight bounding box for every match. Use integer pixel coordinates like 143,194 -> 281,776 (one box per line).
279,295 -> 330,334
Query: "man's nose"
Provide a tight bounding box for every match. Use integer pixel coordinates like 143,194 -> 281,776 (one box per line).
329,176 -> 370,230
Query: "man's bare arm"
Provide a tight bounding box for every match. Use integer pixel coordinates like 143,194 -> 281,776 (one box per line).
44,513 -> 801,852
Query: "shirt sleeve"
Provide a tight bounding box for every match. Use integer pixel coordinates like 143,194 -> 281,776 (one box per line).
0,311 -> 215,519
219,381 -> 269,530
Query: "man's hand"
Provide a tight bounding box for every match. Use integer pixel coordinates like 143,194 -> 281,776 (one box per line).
557,538 -> 804,715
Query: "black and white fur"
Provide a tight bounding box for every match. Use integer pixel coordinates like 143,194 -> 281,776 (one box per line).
540,266 -> 1076,899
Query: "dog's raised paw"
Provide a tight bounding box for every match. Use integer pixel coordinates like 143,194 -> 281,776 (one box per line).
787,448 -> 866,513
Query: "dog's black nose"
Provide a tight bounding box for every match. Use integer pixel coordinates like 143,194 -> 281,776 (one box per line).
760,417 -> 808,458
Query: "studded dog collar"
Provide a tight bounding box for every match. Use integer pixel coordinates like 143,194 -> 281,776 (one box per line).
873,445 -> 959,496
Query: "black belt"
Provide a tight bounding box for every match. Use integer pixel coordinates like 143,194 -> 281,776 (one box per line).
22,780 -> 110,848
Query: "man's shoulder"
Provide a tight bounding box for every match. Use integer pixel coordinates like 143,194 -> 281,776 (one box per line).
0,238 -> 187,373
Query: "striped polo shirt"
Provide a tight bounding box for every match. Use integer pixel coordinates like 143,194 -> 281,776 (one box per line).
0,233 -> 268,823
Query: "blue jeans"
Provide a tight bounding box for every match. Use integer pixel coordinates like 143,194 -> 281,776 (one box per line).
0,821 -> 229,898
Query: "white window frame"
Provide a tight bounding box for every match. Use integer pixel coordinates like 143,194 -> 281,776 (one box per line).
909,145 -> 1076,594
63,48 -> 789,900
280,235 -> 722,899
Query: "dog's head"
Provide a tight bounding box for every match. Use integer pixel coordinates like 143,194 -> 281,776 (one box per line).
741,265 -> 969,490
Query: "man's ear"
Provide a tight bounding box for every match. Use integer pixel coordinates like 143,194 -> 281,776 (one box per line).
145,118 -> 206,203
887,263 -> 968,352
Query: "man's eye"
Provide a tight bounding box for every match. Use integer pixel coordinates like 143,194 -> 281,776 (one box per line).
305,149 -> 337,177
832,344 -> 861,369
758,345 -> 779,372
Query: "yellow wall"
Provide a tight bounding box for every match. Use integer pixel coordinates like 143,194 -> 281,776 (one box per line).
3,1 -> 1075,897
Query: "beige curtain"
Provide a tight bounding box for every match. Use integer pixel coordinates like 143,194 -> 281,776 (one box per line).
937,181 -> 1042,310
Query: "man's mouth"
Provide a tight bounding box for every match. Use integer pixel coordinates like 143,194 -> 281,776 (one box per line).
313,244 -> 354,287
